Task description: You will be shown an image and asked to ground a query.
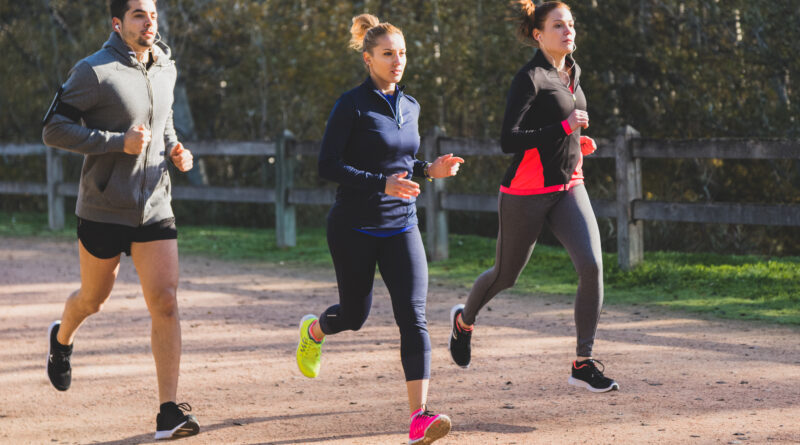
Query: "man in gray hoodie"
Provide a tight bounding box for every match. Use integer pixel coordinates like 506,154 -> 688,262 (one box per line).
42,0 -> 199,440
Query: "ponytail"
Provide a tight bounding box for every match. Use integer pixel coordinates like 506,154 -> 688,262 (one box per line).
348,13 -> 403,54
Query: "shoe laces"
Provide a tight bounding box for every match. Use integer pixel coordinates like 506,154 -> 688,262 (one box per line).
410,405 -> 443,440
176,402 -> 192,414
299,336 -> 320,358
579,359 -> 606,377
412,405 -> 438,421
50,349 -> 71,366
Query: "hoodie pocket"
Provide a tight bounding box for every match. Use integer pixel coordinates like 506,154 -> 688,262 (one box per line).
98,156 -> 141,210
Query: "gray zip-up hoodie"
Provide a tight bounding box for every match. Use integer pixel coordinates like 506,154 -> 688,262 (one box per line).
42,32 -> 179,227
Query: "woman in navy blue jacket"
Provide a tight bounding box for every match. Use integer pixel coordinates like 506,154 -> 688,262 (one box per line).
296,13 -> 463,445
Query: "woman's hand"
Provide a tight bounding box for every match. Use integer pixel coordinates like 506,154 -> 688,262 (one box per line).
567,109 -> 590,132
428,153 -> 465,179
385,171 -> 420,199
580,136 -> 597,156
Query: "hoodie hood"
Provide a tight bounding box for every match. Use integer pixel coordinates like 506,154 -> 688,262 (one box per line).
103,31 -> 172,67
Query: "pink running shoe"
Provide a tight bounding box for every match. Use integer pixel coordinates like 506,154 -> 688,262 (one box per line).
408,407 -> 451,445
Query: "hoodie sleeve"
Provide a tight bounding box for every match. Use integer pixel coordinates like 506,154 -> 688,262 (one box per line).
499,69 -> 568,154
42,61 -> 126,155
318,94 -> 387,192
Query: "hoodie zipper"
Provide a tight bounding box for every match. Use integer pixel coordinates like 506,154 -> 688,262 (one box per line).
374,89 -> 404,129
136,59 -> 155,226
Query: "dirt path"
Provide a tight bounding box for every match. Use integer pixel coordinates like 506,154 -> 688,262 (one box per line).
1,237 -> 798,445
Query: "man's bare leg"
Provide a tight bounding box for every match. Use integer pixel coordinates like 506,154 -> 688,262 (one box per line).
131,239 -> 181,404
57,240 -> 120,346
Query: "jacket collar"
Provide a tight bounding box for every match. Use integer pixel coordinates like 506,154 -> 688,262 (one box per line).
362,75 -> 406,97
532,49 -> 581,81
103,31 -> 172,67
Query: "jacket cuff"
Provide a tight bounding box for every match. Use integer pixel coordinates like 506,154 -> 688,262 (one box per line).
375,174 -> 387,193
106,134 -> 127,153
561,120 -> 573,135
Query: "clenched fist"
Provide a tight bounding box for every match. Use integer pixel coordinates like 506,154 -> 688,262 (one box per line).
566,109 -> 589,132
170,143 -> 193,172
123,124 -> 151,155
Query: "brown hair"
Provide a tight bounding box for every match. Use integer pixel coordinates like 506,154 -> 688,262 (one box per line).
515,1 -> 570,46
110,0 -> 157,21
349,13 -> 403,53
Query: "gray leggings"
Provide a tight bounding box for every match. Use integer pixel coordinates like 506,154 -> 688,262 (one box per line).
462,184 -> 603,357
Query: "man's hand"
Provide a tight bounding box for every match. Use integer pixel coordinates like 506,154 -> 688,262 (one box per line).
170,143 -> 193,172
123,124 -> 151,155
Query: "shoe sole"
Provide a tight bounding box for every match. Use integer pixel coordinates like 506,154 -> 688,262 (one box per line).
154,416 -> 200,440
297,314 -> 319,378
409,414 -> 452,445
448,304 -> 470,369
567,376 -> 620,393
46,320 -> 69,392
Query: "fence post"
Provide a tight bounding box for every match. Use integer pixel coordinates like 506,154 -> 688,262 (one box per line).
423,126 -> 448,261
275,130 -> 296,248
46,147 -> 65,230
615,125 -> 643,270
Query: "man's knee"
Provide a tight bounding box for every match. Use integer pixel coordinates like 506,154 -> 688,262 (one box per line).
148,287 -> 179,317
72,289 -> 108,315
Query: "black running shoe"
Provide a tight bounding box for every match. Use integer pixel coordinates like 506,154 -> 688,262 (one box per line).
47,320 -> 72,391
448,304 -> 472,368
568,359 -> 619,392
155,402 -> 200,440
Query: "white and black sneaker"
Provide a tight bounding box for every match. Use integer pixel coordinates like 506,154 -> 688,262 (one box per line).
568,359 -> 619,392
155,402 -> 199,440
47,320 -> 72,391
448,304 -> 472,368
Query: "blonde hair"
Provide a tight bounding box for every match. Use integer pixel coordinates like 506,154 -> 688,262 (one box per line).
515,0 -> 571,46
349,13 -> 403,53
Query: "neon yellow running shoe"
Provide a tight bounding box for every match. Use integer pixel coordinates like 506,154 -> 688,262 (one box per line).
296,314 -> 323,378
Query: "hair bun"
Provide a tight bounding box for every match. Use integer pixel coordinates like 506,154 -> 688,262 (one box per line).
518,0 -> 536,17
349,14 -> 381,51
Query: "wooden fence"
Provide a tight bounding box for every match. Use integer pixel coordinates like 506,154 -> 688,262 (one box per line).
1,127 -> 798,270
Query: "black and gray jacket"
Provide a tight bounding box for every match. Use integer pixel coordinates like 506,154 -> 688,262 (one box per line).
499,50 -> 587,193
42,32 -> 179,227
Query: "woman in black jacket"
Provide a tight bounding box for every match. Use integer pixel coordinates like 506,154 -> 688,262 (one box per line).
448,0 -> 619,393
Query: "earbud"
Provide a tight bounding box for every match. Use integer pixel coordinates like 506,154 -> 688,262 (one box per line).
115,24 -> 120,31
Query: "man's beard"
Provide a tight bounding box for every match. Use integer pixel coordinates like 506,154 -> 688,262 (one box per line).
136,36 -> 155,48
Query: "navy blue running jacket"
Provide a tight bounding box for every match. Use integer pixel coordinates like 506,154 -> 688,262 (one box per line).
318,77 -> 428,229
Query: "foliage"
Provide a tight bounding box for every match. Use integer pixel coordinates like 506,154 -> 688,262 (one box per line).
1,1 -> 799,253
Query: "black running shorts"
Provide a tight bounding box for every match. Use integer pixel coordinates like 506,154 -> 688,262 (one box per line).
77,217 -> 178,259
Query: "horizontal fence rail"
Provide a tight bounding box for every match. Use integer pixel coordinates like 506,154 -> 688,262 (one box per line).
2,127 -> 798,269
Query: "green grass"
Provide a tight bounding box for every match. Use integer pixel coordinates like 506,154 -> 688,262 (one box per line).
3,211 -> 799,325
441,234 -> 800,325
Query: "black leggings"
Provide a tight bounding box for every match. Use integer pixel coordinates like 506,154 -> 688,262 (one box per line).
319,221 -> 431,381
462,185 -> 604,357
